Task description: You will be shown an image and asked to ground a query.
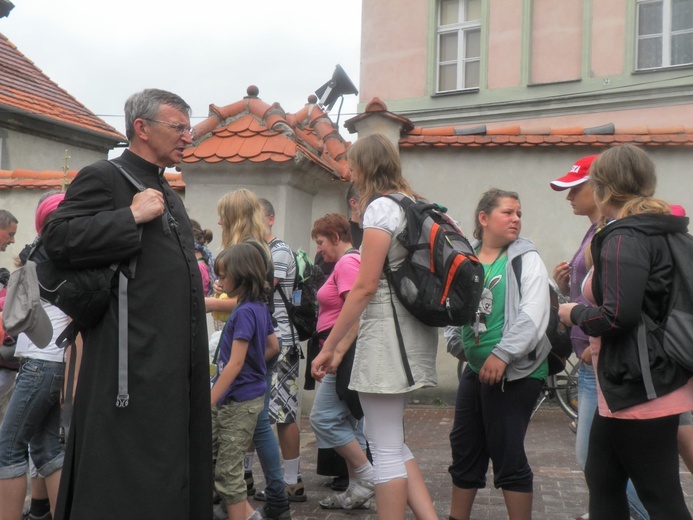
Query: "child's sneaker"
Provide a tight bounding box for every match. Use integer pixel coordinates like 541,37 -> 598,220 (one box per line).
254,477 -> 307,503
318,479 -> 374,510
245,471 -> 256,496
257,504 -> 291,520
285,478 -> 307,502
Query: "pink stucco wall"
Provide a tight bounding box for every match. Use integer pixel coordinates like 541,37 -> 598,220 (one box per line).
487,0 -> 523,89
360,0 -> 429,102
531,0 -> 583,84
482,104 -> 693,131
591,0 -> 626,76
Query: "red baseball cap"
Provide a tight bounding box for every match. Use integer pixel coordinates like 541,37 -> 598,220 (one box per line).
550,155 -> 599,191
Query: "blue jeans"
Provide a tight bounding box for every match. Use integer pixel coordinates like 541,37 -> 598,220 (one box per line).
252,361 -> 289,509
578,363 -> 649,520
576,363 -> 598,471
0,358 -> 64,479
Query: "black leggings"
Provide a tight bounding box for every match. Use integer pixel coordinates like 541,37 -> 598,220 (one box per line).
449,366 -> 542,492
586,412 -> 691,520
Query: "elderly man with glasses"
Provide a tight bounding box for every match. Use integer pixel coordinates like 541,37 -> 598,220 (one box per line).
43,89 -> 212,520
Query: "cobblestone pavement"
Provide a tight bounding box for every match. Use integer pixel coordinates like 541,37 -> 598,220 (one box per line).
249,404 -> 693,520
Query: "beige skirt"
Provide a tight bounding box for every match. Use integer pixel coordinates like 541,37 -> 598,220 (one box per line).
349,278 -> 438,394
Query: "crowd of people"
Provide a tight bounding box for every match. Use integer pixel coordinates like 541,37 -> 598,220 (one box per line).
0,87 -> 690,520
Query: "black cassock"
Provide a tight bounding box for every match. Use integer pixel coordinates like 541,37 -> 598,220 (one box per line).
44,149 -> 212,520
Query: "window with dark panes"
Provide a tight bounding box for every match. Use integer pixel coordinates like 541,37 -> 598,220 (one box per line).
636,0 -> 693,69
437,0 -> 481,92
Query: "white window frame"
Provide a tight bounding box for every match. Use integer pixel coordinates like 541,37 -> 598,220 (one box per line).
436,0 -> 481,93
636,0 -> 693,70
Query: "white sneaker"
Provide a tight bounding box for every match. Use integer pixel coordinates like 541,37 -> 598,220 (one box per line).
319,479 -> 375,510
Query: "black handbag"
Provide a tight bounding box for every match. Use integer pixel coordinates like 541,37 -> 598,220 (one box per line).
335,337 -> 363,420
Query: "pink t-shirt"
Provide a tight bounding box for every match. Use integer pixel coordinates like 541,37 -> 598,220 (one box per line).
198,260 -> 210,296
583,268 -> 693,419
316,251 -> 360,333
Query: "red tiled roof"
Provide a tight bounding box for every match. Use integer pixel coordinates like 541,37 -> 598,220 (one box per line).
344,97 -> 414,134
0,169 -> 184,191
0,32 -> 125,142
347,98 -> 693,149
400,122 -> 693,147
183,86 -> 350,179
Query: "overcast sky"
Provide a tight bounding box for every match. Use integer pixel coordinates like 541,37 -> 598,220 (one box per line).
1,0 -> 362,147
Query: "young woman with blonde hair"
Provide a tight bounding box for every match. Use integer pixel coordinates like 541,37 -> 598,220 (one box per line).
206,189 -> 292,520
559,144 -> 693,519
312,133 -> 438,520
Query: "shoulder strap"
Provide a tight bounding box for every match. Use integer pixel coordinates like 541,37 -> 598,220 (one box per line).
57,323 -> 79,444
107,160 -> 145,408
108,160 -> 146,192
383,270 -> 415,387
511,255 -> 522,298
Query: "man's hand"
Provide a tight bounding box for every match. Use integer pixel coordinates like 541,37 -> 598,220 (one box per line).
130,189 -> 164,224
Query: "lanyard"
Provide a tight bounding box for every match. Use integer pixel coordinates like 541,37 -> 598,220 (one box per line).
482,246 -> 508,286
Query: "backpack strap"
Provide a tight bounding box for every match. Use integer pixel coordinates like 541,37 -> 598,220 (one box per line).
276,286 -> 299,344
56,323 -> 79,444
379,194 -> 416,387
384,261 -> 416,388
512,254 -> 543,362
108,160 -> 146,408
637,315 -> 658,400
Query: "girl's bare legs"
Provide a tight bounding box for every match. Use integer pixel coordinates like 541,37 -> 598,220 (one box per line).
450,485 -> 478,520
374,478 -> 408,520
405,458 -> 438,519
503,489 -> 532,520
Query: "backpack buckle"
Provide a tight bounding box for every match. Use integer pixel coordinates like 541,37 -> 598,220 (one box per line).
116,394 -> 130,408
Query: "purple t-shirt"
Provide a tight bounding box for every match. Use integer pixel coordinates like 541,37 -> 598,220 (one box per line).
217,300 -> 274,404
569,222 -> 597,356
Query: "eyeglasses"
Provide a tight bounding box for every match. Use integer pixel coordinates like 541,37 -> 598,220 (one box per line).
143,118 -> 195,138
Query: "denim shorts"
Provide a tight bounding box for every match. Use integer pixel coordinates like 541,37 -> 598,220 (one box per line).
0,358 -> 64,479
309,373 -> 366,450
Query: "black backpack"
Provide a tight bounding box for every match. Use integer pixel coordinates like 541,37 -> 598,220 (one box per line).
512,256 -> 573,376
275,246 -> 325,341
638,231 -> 693,396
383,194 -> 484,327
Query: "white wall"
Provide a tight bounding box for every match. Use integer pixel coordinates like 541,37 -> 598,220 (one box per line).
1,128 -> 107,172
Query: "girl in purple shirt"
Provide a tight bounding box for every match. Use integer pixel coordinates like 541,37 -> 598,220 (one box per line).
211,243 -> 279,520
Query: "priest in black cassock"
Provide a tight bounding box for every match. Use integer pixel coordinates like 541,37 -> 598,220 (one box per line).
43,89 -> 213,520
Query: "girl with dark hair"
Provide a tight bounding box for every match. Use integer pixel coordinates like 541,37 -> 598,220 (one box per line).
211,243 -> 279,520
448,188 -> 550,520
190,218 -> 215,296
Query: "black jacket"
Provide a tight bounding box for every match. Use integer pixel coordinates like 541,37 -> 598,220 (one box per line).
571,213 -> 691,412
43,150 -> 213,520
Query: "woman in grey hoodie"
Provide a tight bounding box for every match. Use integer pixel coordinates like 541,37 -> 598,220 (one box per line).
448,188 -> 551,520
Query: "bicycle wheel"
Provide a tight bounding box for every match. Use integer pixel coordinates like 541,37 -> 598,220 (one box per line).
553,356 -> 579,420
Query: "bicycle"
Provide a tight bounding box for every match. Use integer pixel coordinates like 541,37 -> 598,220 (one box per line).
531,354 -> 579,421
455,354 -> 579,421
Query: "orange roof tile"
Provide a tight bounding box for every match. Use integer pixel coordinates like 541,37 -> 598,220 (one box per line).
0,168 -> 183,191
184,87 -> 350,179
0,32 -> 125,143
399,121 -> 693,148
347,98 -> 693,150
343,97 -> 415,135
